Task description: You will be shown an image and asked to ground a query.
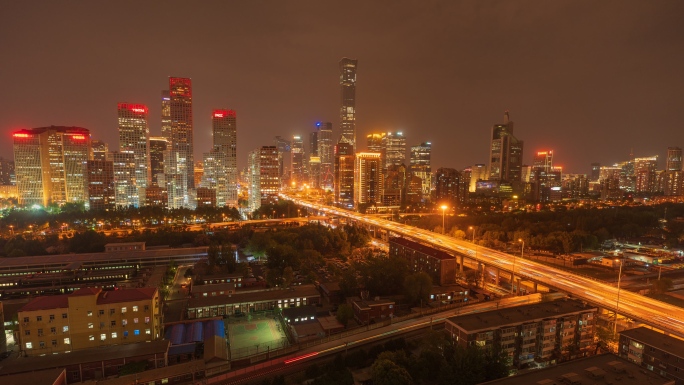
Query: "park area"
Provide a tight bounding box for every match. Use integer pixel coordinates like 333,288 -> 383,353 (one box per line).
226,312 -> 289,359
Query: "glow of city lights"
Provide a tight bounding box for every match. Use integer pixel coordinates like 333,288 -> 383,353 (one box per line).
13,133 -> 29,138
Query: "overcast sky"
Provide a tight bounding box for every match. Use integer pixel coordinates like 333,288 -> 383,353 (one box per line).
1,0 -> 683,173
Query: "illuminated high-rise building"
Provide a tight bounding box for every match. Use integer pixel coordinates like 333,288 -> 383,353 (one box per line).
366,133 -> 384,153
334,141 -> 355,208
117,103 -> 150,206
274,136 -> 291,180
13,126 -> 90,207
383,164 -> 407,206
316,122 -> 334,190
167,77 -> 194,209
383,132 -> 406,169
435,167 -> 464,205
667,147 -> 682,171
91,140 -> 108,161
291,135 -> 304,186
308,130 -> 320,188
149,137 -> 168,187
590,162 -> 601,182
469,164 -> 487,193
409,142 -> 431,198
339,58 -> 358,149
246,146 -> 280,213
634,156 -> 658,193
0,157 -> 15,186
202,109 -> 237,207
108,151 -> 136,208
488,111 -> 523,182
86,159 -> 115,211
354,152 -> 382,209
161,90 -> 171,139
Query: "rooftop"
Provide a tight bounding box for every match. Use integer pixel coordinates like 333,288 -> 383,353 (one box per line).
0,368 -> 65,385
446,299 -> 596,332
389,236 -> 455,261
480,354 -> 671,385
188,285 -> 320,309
0,340 -> 170,375
20,287 -> 157,312
620,326 -> 684,358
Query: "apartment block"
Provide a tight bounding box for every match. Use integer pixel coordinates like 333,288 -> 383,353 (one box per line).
445,299 -> 597,369
619,326 -> 684,383
389,236 -> 457,285
18,287 -> 161,356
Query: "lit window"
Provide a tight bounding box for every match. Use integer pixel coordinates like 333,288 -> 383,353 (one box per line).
122,319 -> 128,326
124,331 -> 129,337
64,338 -> 70,345
111,332 -> 117,338
88,323 -> 93,329
89,335 -> 95,341
134,318 -> 139,324
87,311 -> 93,317
145,329 -> 151,335
100,334 -> 106,341
63,326 -> 69,332
145,317 -> 150,324
134,329 -> 140,336
133,306 -> 138,312
25,342 -> 32,349
121,307 -> 127,313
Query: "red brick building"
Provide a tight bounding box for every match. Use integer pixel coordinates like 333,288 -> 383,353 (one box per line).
389,237 -> 457,285
350,297 -> 395,324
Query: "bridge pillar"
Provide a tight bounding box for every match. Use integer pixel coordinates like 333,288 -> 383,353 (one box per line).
533,282 -> 538,293
459,255 -> 464,273
515,278 -> 521,295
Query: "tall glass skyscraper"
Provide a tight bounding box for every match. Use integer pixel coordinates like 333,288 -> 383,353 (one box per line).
339,58 -> 358,150
167,77 -> 194,208
117,103 -> 150,206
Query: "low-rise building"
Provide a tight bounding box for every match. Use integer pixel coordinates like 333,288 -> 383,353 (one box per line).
190,282 -> 236,298
430,285 -> 469,304
104,242 -> 146,252
186,285 -> 320,319
319,281 -> 344,305
619,326 -> 684,383
445,299 -> 597,369
350,297 -> 395,325
18,287 -> 161,356
479,353 -> 673,385
389,237 -> 457,285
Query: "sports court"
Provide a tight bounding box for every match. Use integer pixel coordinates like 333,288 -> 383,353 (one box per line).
226,315 -> 288,359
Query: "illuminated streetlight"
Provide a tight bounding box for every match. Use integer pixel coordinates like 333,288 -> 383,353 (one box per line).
440,205 -> 448,235
469,226 -> 475,243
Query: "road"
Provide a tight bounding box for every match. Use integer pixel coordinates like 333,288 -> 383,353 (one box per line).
207,294 -> 543,384
281,193 -> 684,338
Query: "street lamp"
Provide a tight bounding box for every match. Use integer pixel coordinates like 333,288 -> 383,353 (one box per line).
469,226 -> 475,243
613,258 -> 624,339
440,205 -> 448,235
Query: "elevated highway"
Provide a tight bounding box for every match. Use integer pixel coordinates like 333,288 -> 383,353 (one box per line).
282,193 -> 684,338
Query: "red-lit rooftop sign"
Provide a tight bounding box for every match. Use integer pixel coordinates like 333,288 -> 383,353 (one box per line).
71,135 -> 86,140
213,109 -> 236,118
13,133 -> 29,138
118,103 -> 148,114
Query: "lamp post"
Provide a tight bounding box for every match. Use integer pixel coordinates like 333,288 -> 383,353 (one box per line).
613,258 -> 624,339
469,226 -> 475,243
440,205 -> 448,235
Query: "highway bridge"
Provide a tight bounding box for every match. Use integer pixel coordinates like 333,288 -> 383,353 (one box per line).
282,193 -> 684,339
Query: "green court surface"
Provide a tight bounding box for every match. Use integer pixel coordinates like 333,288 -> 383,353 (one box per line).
227,318 -> 288,359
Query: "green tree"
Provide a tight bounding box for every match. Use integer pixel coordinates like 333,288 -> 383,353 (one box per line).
336,303 -> 354,327
371,359 -> 412,385
404,272 -> 433,306
282,266 -> 294,287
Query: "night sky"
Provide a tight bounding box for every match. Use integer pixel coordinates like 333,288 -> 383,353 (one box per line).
1,1 -> 683,173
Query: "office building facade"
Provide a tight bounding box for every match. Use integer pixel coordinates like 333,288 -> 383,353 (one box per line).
117,103 -> 150,205
334,141 -> 355,208
410,142 -> 431,198
489,111 -> 524,183
339,58 -> 358,149
354,152 -> 382,209
167,77 -> 194,209
86,160 -> 115,211
316,122 -> 334,190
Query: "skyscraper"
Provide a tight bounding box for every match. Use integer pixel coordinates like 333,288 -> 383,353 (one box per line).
339,58 -> 358,149
86,159 -> 115,211
667,147 -> 682,171
117,103 -> 150,206
308,130 -> 320,188
274,136 -> 291,181
202,109 -> 238,207
354,152 -> 382,210
149,137 -> 168,187
291,135 -> 304,186
409,142 -> 431,198
488,111 -> 524,183
590,162 -> 601,182
258,146 -> 280,206
334,141 -> 355,208
13,126 -> 90,207
316,122 -> 334,190
91,140 -> 108,161
247,149 -> 261,213
167,77 -> 194,208
108,151 -> 136,208
0,158 -> 15,186
161,90 -> 171,139
366,133 -> 384,153
383,132 -> 406,170
469,164 -> 487,193
435,167 -> 464,205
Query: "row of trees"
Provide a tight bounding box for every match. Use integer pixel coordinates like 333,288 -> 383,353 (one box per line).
416,203 -> 684,253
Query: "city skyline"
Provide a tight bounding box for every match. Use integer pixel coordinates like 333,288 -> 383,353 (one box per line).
2,1 -> 684,175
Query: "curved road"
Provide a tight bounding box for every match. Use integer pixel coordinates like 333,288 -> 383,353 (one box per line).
283,194 -> 684,338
